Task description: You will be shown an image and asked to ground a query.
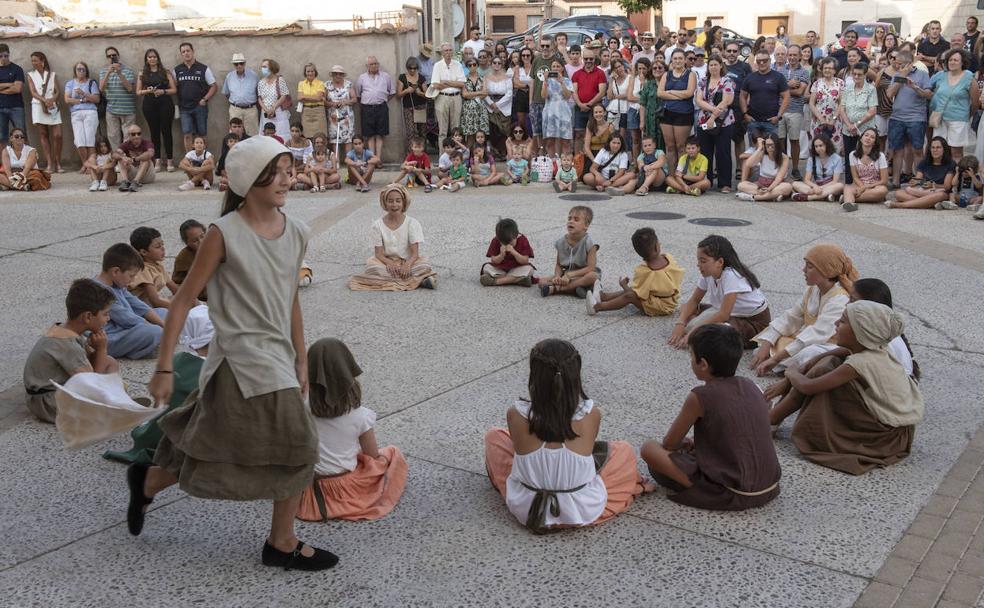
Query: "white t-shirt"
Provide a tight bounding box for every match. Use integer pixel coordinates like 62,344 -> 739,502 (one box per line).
371,216 -> 424,260
438,152 -> 452,170
183,149 -> 212,167
312,406 -> 376,476
696,267 -> 768,316
592,149 -> 629,179
463,38 -> 487,56
664,44 -> 695,63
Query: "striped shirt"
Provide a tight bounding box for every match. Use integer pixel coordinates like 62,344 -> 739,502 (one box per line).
98,65 -> 136,115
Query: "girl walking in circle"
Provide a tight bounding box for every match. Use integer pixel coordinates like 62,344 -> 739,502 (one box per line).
128,136 -> 338,571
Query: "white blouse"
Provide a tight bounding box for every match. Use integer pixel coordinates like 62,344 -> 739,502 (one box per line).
755,285 -> 849,357
485,75 -> 513,117
312,406 -> 376,476
371,215 -> 424,260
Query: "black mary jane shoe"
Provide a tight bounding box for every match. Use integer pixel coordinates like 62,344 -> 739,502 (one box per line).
126,463 -> 154,536
261,541 -> 339,572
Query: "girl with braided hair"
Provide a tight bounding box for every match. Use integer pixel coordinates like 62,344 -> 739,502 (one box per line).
483,339 -> 647,533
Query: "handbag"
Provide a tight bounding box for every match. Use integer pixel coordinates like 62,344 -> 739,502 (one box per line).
40,71 -> 59,115
928,86 -> 954,129
277,77 -> 293,111
531,151 -> 555,183
700,79 -> 724,135
972,109 -> 982,132
408,76 -> 427,123
605,77 -> 623,126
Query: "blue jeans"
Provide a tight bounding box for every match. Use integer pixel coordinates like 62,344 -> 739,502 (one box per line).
179,105 -> 209,135
106,308 -> 167,360
0,106 -> 26,143
745,120 -> 777,143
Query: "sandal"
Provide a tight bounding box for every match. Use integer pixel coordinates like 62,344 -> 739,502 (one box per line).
720,186 -> 732,193
126,463 -> 154,536
261,541 -> 339,571
635,187 -> 649,196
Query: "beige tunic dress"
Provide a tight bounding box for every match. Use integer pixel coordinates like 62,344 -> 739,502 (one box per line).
154,211 -> 318,501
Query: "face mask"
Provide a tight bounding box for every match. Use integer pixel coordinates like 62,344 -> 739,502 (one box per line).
260,67 -> 270,77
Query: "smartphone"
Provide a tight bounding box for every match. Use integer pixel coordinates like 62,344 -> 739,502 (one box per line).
547,71 -> 558,78
892,75 -> 907,84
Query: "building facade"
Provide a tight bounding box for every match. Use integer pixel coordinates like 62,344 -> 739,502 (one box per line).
484,0 -> 624,37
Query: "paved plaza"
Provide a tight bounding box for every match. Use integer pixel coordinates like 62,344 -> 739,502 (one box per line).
1,170 -> 983,607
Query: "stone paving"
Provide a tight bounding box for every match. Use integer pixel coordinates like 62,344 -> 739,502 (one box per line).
0,170 -> 982,607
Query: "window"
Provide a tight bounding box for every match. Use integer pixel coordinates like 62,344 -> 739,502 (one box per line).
679,17 -> 697,30
570,6 -> 601,16
840,20 -> 857,36
491,15 -> 515,34
526,15 -> 542,30
757,16 -> 789,36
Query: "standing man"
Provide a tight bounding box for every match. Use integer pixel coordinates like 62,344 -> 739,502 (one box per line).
417,44 -> 435,81
664,28 -> 693,63
555,32 -> 570,60
355,56 -> 395,161
431,43 -> 465,143
805,31 -> 826,60
173,42 -> 217,153
830,30 -> 868,72
965,17 -> 980,56
775,45 -> 809,179
571,49 -> 608,155
723,41 -> 752,181
632,32 -> 657,66
0,44 -> 25,146
916,20 -> 947,74
523,34 -> 536,52
530,33 -> 562,151
887,50 -> 932,187
950,34 -> 978,72
221,53 -> 259,137
99,46 -> 137,152
463,25 -> 486,56
740,51 -> 790,139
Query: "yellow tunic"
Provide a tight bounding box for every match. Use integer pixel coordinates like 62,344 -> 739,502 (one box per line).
128,260 -> 170,307
631,253 -> 685,316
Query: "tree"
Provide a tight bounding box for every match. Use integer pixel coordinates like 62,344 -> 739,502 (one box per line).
616,0 -> 664,13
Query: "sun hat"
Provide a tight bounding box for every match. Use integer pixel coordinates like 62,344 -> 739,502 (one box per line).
419,43 -> 434,58
330,64 -> 346,74
231,52 -> 246,63
425,83 -> 440,99
226,135 -> 290,197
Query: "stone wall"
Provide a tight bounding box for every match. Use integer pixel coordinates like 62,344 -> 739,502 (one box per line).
0,26 -> 419,165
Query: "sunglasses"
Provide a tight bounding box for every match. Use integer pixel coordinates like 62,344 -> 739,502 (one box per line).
513,129 -> 524,134
725,48 -> 738,53
466,62 -> 477,67
129,131 -> 142,136
233,62 -> 245,66
756,59 -> 770,63
10,133 -> 23,139
540,45 -> 551,49
75,66 -> 86,71
583,58 -> 594,62
492,60 -> 502,65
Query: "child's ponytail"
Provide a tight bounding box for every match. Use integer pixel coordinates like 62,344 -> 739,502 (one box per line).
697,234 -> 761,289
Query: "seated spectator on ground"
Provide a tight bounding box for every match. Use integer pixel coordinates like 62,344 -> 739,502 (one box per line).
216,131 -> 241,192
261,121 -> 284,144
792,134 -> 845,201
114,125 -> 155,192
887,136 -> 956,209
23,278 -> 119,423
93,243 -> 166,359
0,127 -> 49,191
736,133 -> 793,201
841,128 -> 890,211
178,135 -> 214,191
664,136 -> 711,196
84,136 -> 116,191
345,135 -> 381,192
172,219 -> 207,301
128,226 -> 179,309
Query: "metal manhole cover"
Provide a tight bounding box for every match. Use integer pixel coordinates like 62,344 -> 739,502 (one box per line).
625,211 -> 686,220
558,193 -> 611,201
687,217 -> 753,227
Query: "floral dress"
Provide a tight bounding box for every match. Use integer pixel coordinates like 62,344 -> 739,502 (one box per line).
461,75 -> 489,137
696,75 -> 736,128
325,78 -> 355,144
542,76 -> 573,140
810,77 -> 844,152
637,78 -> 664,150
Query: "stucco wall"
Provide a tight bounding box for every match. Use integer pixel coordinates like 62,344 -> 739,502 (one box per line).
1,27 -> 419,165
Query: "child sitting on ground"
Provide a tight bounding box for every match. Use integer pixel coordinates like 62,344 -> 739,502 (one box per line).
751,244 -> 858,375
85,136 -> 116,191
586,228 -> 684,317
627,136 -> 667,196
94,243 -> 165,359
345,135 -> 381,192
484,338 -> 646,533
262,121 -> 284,144
296,338 -> 408,522
540,206 -> 600,299
642,324 -> 781,510
437,151 -> 469,191
583,133 -> 633,195
941,155 -> 982,211
305,148 -> 340,192
172,219 -> 206,302
395,137 -> 433,192
449,127 -> 470,162
436,138 -> 455,183
552,153 -> 578,193
506,148 -> 530,184
177,135 -> 214,191
665,136 -> 711,196
470,144 -> 506,187
23,278 -> 119,423
480,218 -> 535,287
767,301 -> 924,475
128,227 -> 179,309
668,235 -> 771,348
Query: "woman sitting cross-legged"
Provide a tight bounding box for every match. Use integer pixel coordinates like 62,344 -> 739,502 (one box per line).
348,183 -> 437,291
484,338 -> 648,533
735,133 -> 792,202
886,136 -> 956,209
791,134 -> 845,202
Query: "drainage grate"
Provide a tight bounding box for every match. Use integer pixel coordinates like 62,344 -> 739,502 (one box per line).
687,217 -> 753,227
559,194 -> 612,202
625,211 -> 686,220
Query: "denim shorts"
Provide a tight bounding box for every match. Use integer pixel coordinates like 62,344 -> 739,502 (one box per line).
179,105 -> 209,135
529,102 -> 544,136
573,106 -> 591,130
887,118 -> 926,151
627,107 -> 640,130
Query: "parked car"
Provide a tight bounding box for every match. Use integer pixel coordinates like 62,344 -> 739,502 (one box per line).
545,15 -> 635,39
502,26 -> 600,52
832,21 -> 898,51
695,26 -> 755,57
496,19 -> 560,41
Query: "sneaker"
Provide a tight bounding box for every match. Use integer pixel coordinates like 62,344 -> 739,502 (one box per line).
665,186 -> 678,194
539,284 -> 551,297
574,286 -> 588,299
841,201 -> 859,212
311,187 -> 319,193
792,193 -> 808,202
420,276 -> 436,289
88,180 -> 99,192
585,290 -> 597,315
606,187 -> 624,196
937,200 -> 958,210
791,169 -> 803,181
882,200 -> 893,208
688,187 -> 701,196
479,274 -> 496,287
521,176 -> 529,185
118,180 -> 131,192
129,181 -> 141,192
775,194 -> 785,202
166,161 -> 175,173
735,192 -> 754,201
518,274 -> 533,287
202,180 -> 211,191
975,206 -> 984,220
440,184 -> 450,190
827,194 -> 837,202
552,182 -> 561,193
178,180 -> 195,191
570,180 -> 577,192
424,184 -> 433,193
98,180 -> 108,191
968,203 -> 981,213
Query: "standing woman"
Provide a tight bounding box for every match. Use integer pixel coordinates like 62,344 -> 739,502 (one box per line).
511,48 -> 533,132
297,63 -> 327,140
461,57 -> 489,143
881,33 -> 899,60
930,49 -> 978,161
132,136 -> 338,571
809,58 -> 845,153
136,48 -> 177,173
869,26 -> 887,57
694,54 -> 736,192
541,58 -> 574,156
776,25 -> 790,48
257,58 -> 291,141
838,62 -> 878,179
800,46 -> 815,78
63,61 -> 100,171
397,57 -> 428,150
625,58 -> 645,159
657,49 -> 697,174
703,26 -> 723,57
26,51 -> 63,173
484,56 -> 513,155
607,59 -> 631,152
635,58 -> 664,151
325,67 -> 356,156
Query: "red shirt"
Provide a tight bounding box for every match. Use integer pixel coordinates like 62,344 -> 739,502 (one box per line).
404,152 -> 431,170
119,138 -> 154,158
485,234 -> 534,270
571,67 -> 608,104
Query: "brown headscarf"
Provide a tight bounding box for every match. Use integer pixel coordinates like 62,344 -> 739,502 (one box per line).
307,338 -> 363,418
804,244 -> 859,290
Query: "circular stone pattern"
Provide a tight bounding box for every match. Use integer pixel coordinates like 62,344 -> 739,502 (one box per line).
625,211 -> 687,220
687,217 -> 753,227
559,194 -> 612,202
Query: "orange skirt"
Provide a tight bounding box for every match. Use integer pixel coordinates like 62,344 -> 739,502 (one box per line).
483,427 -> 643,527
296,446 -> 408,522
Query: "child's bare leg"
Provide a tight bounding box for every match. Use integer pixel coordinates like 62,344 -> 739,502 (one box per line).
594,290 -> 642,312
665,175 -> 686,191
768,388 -> 805,426
640,440 -> 692,488
690,178 -> 711,193
495,275 -> 521,285
554,271 -> 598,293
